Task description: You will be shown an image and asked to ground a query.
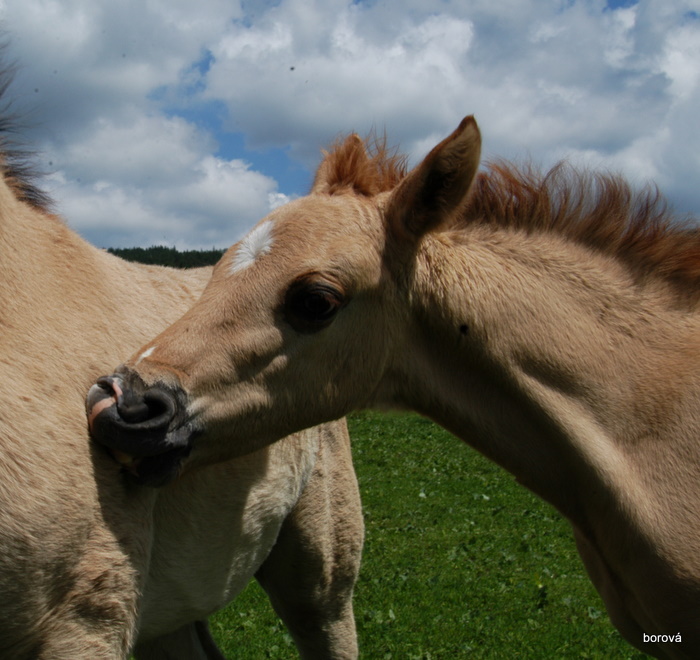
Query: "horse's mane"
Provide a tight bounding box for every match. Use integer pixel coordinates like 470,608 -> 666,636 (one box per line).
321,133 -> 700,297
463,161 -> 700,295
0,56 -> 52,212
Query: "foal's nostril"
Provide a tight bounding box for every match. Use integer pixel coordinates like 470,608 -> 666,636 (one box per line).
95,375 -> 123,400
117,388 -> 177,430
117,398 -> 150,424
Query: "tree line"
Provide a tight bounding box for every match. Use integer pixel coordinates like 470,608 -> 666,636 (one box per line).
108,245 -> 226,268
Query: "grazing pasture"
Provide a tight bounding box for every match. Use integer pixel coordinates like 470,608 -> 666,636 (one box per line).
208,412 -> 650,659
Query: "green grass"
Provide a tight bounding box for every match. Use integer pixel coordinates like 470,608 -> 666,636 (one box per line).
209,411 -> 650,659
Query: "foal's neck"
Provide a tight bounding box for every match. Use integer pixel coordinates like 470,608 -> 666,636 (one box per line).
396,226 -> 699,527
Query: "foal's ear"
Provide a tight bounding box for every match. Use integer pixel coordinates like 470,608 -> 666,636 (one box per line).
384,116 -> 481,242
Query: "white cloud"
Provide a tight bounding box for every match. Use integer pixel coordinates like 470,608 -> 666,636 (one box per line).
52,114 -> 210,187
202,0 -> 699,180
0,0 -> 698,250
40,113 -> 282,248
1,0 -> 284,248
206,4 -> 477,159
46,160 -> 284,250
660,19 -> 700,99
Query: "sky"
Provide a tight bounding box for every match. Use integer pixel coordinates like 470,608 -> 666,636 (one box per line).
0,0 -> 698,249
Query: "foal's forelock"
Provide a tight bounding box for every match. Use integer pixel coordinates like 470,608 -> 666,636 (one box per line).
316,132 -> 408,197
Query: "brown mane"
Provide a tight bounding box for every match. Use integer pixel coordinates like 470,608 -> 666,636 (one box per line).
316,132 -> 408,197
463,161 -> 700,298
0,59 -> 53,212
321,132 -> 700,299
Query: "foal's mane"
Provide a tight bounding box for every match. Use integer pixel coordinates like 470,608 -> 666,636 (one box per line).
321,133 -> 700,299
0,57 -> 52,212
464,161 -> 700,297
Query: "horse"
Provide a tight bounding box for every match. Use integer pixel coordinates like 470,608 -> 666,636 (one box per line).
89,115 -> 700,659
0,64 -> 363,658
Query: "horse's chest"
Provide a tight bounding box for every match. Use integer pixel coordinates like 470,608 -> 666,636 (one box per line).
136,435 -> 317,640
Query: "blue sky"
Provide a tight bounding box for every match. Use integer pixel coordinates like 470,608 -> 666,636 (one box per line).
1,0 -> 699,249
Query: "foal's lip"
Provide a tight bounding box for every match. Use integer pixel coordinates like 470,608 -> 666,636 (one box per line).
86,377 -> 123,433
110,448 -> 142,471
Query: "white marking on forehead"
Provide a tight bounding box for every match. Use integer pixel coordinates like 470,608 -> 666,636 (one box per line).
229,220 -> 276,275
134,345 -> 156,366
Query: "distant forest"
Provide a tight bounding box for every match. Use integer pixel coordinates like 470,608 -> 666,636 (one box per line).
108,246 -> 225,268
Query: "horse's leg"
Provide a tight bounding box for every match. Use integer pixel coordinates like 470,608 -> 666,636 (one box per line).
133,621 -> 225,660
255,420 -> 364,660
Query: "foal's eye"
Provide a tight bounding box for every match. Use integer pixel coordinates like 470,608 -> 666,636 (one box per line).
284,276 -> 346,333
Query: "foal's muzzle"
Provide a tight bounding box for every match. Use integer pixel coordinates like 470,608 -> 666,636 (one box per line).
86,371 -> 197,487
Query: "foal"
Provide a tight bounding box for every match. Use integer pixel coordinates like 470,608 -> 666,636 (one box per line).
90,117 -> 700,659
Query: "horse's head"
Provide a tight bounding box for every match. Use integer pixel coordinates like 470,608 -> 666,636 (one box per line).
87,117 -> 481,485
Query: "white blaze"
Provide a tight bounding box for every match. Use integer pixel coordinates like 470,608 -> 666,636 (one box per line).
135,345 -> 156,365
229,220 -> 275,275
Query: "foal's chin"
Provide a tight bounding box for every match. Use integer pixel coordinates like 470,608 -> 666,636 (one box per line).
111,443 -> 193,488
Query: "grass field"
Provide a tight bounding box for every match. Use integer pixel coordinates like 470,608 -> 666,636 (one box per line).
209,411 -> 651,659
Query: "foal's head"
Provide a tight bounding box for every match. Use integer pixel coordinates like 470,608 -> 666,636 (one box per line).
87,117 -> 481,484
